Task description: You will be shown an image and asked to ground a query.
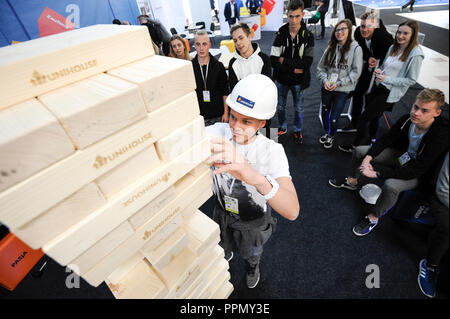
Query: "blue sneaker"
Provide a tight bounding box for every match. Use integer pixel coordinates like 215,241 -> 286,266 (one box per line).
352,216 -> 378,236
418,259 -> 437,298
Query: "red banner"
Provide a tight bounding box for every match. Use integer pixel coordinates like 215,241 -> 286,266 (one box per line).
38,7 -> 75,38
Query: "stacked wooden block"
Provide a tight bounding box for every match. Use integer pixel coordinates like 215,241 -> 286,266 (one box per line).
0,24 -> 233,299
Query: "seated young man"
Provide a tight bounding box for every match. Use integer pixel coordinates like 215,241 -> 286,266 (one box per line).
206,74 -> 300,288
328,88 -> 448,236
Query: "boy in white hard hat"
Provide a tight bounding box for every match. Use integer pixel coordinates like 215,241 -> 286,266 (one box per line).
206,74 -> 300,289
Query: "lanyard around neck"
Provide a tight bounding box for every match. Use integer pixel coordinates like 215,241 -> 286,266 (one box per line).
198,60 -> 209,90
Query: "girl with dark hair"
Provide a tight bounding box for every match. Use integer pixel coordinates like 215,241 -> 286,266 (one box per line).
339,19 -> 424,152
317,19 -> 363,149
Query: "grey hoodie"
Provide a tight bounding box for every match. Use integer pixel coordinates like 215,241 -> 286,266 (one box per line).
317,40 -> 363,93
380,45 -> 424,103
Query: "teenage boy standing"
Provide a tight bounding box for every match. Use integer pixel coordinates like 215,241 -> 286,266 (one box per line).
270,0 -> 314,144
206,74 -> 300,288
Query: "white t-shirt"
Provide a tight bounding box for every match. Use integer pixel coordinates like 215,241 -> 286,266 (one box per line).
206,123 -> 291,219
381,54 -> 405,90
230,2 -> 235,18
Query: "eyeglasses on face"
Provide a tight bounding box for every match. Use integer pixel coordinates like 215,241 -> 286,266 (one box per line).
335,27 -> 348,33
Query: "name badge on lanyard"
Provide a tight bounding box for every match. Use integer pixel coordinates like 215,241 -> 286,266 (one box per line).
203,90 -> 211,102
199,61 -> 211,103
224,195 -> 239,215
398,152 -> 412,166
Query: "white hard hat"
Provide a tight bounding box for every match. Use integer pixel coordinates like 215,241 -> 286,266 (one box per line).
359,184 -> 382,205
226,74 -> 277,120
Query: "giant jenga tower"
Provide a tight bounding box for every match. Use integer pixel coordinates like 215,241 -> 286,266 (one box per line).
0,25 -> 233,299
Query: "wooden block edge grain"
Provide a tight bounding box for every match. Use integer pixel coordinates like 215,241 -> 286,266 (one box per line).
73,154 -> 212,287
42,137 -> 210,266
0,91 -> 200,230
0,25 -> 154,110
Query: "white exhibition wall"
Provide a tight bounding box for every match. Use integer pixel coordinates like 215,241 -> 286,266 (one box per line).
217,0 -> 283,37
147,0 -> 213,36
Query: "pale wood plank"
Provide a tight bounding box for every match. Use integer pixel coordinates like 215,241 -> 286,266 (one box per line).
42,137 -> 210,266
69,221 -> 135,276
106,251 -> 144,285
72,159 -> 212,287
107,55 -> 195,112
0,98 -> 74,193
0,25 -> 154,110
183,210 -> 220,256
106,259 -> 167,299
155,116 -> 205,162
38,73 -> 147,150
136,166 -> 212,252
95,144 -> 161,199
141,225 -> 188,273
14,182 -> 106,249
185,245 -> 224,299
0,92 -> 199,230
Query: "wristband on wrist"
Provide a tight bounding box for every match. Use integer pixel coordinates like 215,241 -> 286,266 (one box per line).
262,175 -> 279,200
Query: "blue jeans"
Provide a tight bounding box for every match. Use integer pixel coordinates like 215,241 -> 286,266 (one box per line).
275,81 -> 304,132
321,89 -> 349,136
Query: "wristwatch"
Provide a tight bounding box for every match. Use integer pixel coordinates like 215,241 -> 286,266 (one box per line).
262,175 -> 279,200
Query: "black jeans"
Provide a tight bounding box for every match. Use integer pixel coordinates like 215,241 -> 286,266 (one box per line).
350,68 -> 372,128
427,195 -> 449,267
353,84 -> 393,146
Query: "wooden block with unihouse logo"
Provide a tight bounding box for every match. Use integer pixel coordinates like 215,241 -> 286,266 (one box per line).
184,245 -> 225,299
212,278 -> 233,299
164,234 -> 218,299
69,220 -> 135,276
0,91 -> 199,231
76,155 -> 211,287
140,227 -> 188,273
199,258 -> 229,299
42,137 -> 209,266
95,144 -> 161,199
106,251 -> 144,285
136,165 -> 212,253
38,73 -> 147,150
183,210 -> 220,256
0,24 -> 154,110
155,116 -> 205,162
107,55 -> 196,112
0,98 -> 74,194
106,259 -> 167,299
14,182 -> 106,250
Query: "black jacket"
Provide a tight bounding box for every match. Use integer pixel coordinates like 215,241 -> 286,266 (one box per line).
270,21 -> 314,88
354,19 -> 393,66
192,53 -> 229,119
367,114 -> 449,182
353,19 -> 393,93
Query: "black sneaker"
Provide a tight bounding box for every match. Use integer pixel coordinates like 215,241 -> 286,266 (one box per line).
225,251 -> 233,262
319,133 -> 329,144
352,216 -> 378,236
338,144 -> 355,153
328,177 -> 358,191
246,263 -> 260,288
277,127 -> 287,137
293,131 -> 303,144
323,135 -> 334,149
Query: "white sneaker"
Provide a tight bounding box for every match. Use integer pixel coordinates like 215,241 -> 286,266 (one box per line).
319,133 -> 329,144
323,136 -> 334,149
